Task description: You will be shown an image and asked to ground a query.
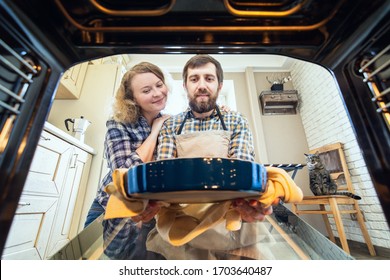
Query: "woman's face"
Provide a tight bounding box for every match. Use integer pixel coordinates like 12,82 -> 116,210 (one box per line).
132,72 -> 168,116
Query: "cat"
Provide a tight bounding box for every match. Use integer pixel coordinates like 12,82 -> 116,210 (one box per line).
304,152 -> 361,200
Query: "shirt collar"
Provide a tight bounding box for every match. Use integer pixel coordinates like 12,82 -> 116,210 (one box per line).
186,107 -> 219,119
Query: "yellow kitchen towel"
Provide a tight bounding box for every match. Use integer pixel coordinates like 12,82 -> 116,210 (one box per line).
104,168 -> 149,219
155,202 -> 232,246
259,166 -> 303,208
223,166 -> 303,231
103,165 -> 303,246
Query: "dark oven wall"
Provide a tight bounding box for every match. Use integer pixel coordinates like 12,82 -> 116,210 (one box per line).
0,3 -> 68,255
333,18 -> 390,224
0,0 -> 389,255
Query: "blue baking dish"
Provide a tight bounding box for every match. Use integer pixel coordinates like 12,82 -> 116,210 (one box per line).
125,157 -> 267,203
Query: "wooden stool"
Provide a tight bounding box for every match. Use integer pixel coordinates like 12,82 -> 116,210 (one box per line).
291,142 -> 376,256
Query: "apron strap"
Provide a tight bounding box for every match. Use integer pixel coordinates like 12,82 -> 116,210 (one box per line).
215,106 -> 227,131
177,111 -> 191,135
177,106 -> 227,135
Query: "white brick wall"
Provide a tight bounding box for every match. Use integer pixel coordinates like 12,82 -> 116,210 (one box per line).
290,59 -> 390,249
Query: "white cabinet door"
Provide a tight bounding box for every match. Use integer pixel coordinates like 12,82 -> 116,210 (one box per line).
46,147 -> 92,257
23,130 -> 73,196
69,148 -> 93,236
2,196 -> 58,260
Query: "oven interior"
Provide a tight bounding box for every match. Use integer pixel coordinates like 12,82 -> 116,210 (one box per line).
0,0 -> 389,255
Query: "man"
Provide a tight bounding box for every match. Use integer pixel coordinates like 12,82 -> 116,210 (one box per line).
156,54 -> 273,222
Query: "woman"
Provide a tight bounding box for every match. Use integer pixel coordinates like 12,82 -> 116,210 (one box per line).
85,62 -> 170,259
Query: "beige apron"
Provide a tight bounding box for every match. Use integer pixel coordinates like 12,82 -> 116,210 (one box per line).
146,107 -> 275,259
176,130 -> 230,158
175,106 -> 231,158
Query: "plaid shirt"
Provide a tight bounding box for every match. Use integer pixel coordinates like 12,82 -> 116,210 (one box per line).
96,117 -> 162,259
157,108 -> 255,161
96,117 -> 157,208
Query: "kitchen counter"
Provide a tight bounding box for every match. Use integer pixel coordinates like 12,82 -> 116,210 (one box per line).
44,122 -> 96,155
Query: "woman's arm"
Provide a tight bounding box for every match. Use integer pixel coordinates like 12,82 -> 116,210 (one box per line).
136,115 -> 170,163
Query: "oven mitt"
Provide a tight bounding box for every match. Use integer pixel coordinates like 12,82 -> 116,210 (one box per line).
103,168 -> 150,219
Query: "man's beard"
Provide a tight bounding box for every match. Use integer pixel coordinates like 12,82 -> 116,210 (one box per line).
188,93 -> 218,114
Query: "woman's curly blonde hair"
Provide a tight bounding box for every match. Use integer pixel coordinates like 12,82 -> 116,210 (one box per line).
112,62 -> 166,124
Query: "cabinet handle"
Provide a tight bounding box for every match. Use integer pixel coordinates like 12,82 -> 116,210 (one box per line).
40,135 -> 51,141
18,202 -> 31,207
70,153 -> 78,168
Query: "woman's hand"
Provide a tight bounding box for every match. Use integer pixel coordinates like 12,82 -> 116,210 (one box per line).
131,201 -> 161,223
136,114 -> 170,163
232,198 -> 277,222
151,114 -> 170,133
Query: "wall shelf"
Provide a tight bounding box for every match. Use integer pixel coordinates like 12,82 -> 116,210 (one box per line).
259,90 -> 298,115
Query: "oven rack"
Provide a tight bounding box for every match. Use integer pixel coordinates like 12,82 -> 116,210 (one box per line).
359,44 -> 390,131
0,32 -> 40,153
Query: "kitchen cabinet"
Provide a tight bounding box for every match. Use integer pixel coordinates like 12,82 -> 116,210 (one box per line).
45,146 -> 92,257
2,196 -> 58,260
55,61 -> 89,99
1,125 -> 93,260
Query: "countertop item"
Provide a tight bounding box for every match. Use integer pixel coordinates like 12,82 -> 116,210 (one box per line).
44,122 -> 96,155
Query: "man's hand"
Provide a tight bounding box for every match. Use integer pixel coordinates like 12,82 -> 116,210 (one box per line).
220,104 -> 231,112
131,201 -> 161,223
233,198 -> 277,222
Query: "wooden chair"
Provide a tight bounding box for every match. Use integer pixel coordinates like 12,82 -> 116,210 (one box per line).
291,142 -> 376,256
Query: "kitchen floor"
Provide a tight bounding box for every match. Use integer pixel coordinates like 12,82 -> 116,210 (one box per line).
343,239 -> 390,260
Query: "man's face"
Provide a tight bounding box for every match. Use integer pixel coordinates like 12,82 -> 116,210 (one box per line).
184,62 -> 222,114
